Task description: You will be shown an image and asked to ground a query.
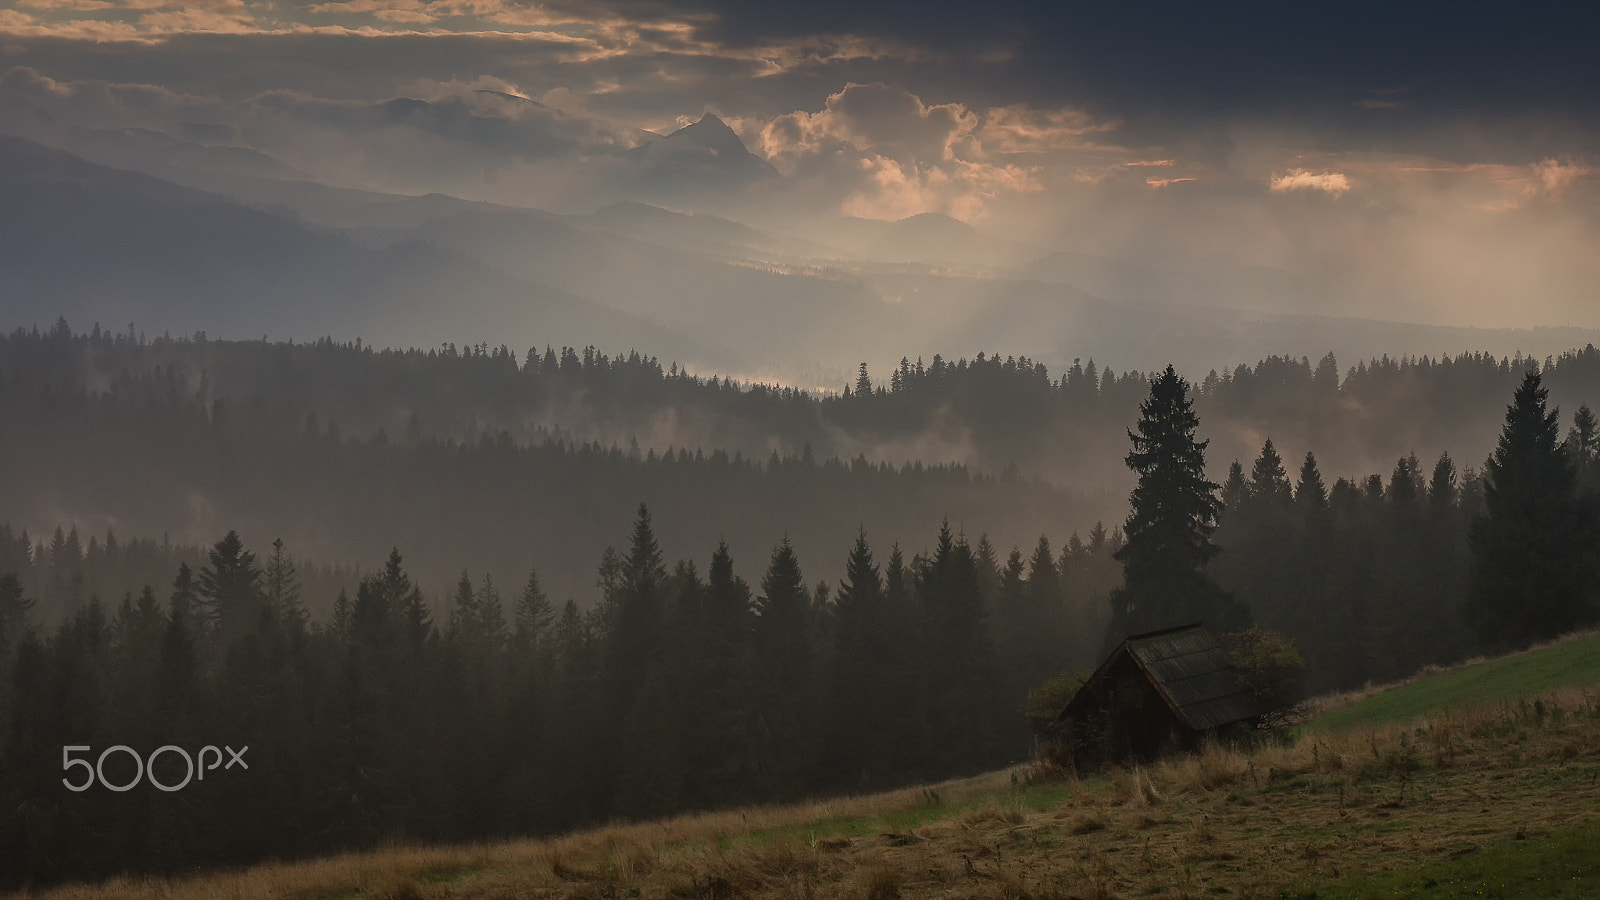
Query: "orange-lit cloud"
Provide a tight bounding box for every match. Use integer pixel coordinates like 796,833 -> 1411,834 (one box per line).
752,83 -> 1057,221
760,82 -> 977,163
1270,168 -> 1351,195
308,0 -> 441,24
0,0 -> 256,37
1533,158 -> 1590,199
16,0 -> 117,10
977,104 -> 1116,153
1388,157 -> 1593,211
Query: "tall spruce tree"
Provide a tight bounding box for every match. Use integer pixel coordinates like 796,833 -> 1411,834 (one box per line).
196,530 -> 263,647
752,539 -> 816,792
916,524 -> 1002,777
513,566 -> 554,657
263,538 -> 306,633
1248,439 -> 1293,508
1466,370 -> 1600,649
0,573 -> 32,650
1107,366 -> 1245,641
604,504 -> 666,710
825,529 -> 887,785
1295,452 -> 1328,513
1567,404 -> 1600,491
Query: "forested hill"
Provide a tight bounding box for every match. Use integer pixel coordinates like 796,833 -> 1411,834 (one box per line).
9,322 -> 1600,486
0,323 -> 1109,618
7,323 -> 1600,612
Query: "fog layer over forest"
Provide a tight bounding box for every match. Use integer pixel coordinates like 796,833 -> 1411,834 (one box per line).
6,324 -> 1600,622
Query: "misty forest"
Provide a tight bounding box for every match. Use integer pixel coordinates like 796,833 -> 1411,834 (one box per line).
4,3 -> 1600,894
3,324 -> 1600,887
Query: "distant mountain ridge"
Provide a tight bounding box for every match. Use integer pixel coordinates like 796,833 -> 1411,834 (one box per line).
4,135 -> 1598,391
0,136 -> 722,367
624,113 -> 778,192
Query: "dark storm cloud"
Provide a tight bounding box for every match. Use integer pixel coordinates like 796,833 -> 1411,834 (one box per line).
698,1 -> 1600,111
7,1 -> 1596,164
3,0 -> 1597,331
685,0 -> 1600,160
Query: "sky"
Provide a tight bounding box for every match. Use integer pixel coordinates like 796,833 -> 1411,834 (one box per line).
2,0 -> 1598,329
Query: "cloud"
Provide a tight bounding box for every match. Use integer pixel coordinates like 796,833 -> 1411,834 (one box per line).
1533,158 -> 1590,200
1,1 -> 1597,333
760,82 -> 977,163
1270,169 -> 1351,195
977,104 -> 1116,154
17,0 -> 117,10
751,83 -> 1055,221
309,0 -> 443,25
0,65 -> 222,129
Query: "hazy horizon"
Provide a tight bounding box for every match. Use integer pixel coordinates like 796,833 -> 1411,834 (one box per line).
3,1 -> 1597,367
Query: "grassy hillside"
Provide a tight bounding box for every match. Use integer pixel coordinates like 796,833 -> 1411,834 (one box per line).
1311,630 -> 1600,733
16,637 -> 1600,900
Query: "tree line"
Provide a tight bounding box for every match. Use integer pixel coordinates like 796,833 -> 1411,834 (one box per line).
1111,365 -> 1600,695
6,350 -> 1594,887
5,326 -> 1600,888
0,510 -> 1123,888
10,320 -> 1600,507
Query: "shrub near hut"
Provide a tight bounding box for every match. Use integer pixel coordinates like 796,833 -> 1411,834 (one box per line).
1221,627 -> 1307,729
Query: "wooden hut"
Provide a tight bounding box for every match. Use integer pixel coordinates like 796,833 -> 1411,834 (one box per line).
1054,623 -> 1262,768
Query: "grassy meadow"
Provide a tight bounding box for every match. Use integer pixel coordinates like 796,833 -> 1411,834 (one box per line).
11,634 -> 1600,900
1310,630 -> 1600,733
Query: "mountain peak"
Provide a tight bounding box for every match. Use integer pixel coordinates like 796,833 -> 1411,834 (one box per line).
619,110 -> 776,196
667,113 -> 742,150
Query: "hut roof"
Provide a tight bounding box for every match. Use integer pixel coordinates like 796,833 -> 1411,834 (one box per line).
1064,623 -> 1262,731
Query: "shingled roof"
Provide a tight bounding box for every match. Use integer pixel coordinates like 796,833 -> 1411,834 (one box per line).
1066,623 -> 1262,731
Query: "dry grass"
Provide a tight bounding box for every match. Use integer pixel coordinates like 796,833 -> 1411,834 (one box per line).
14,685 -> 1600,900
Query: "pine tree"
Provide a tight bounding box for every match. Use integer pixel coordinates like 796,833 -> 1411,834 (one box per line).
477,573 -> 507,649
1248,439 -> 1292,508
1220,460 -> 1247,512
1016,535 -> 1064,689
196,530 -> 263,647
513,565 -> 554,655
752,539 -> 816,792
448,571 -> 480,644
169,562 -> 203,636
691,541 -> 755,803
827,529 -> 887,785
1295,452 -> 1328,513
1108,366 -> 1245,640
604,504 -> 666,708
1428,453 -> 1458,517
1466,370 -> 1600,649
352,549 -> 418,646
332,588 -> 353,638
264,538 -> 306,633
1387,453 -> 1423,505
1566,404 -> 1599,489
916,523 -> 1002,776
0,573 -> 33,649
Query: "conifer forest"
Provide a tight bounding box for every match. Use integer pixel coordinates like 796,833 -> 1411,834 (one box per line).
6,6 -> 1600,894
4,325 -> 1600,887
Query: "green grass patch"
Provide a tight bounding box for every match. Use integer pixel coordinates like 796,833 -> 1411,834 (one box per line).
720,774 -> 1101,851
1291,818 -> 1600,898
1312,632 -> 1600,733
418,864 -> 482,884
